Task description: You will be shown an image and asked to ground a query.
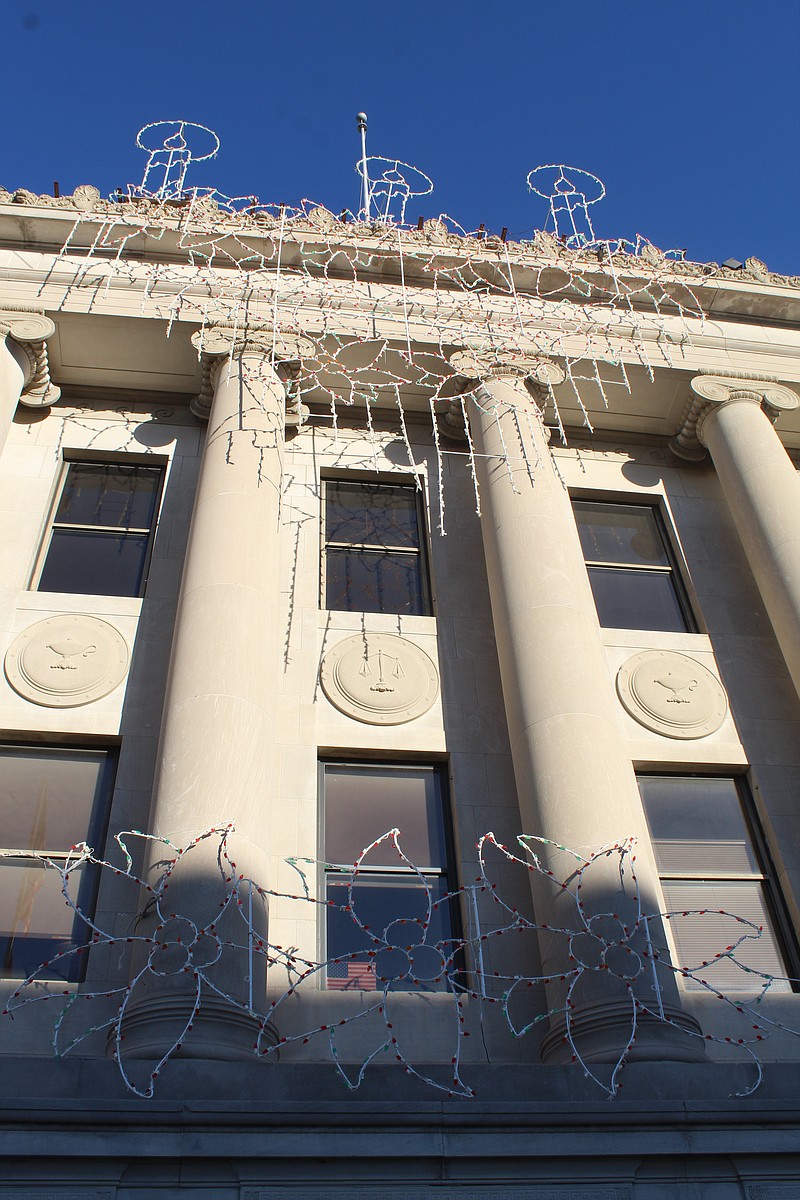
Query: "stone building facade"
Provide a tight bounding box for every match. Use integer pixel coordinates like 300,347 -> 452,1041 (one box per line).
0,179 -> 800,1196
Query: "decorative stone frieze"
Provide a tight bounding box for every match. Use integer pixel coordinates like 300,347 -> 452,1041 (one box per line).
0,305 -> 60,407
189,324 -> 314,421
670,373 -> 799,461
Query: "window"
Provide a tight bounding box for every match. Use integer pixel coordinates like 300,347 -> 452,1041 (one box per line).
321,763 -> 458,991
323,480 -> 431,615
573,500 -> 694,633
638,775 -> 794,992
0,745 -> 115,982
37,460 -> 164,597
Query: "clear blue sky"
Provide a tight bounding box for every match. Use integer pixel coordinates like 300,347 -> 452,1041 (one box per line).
4,0 -> 799,274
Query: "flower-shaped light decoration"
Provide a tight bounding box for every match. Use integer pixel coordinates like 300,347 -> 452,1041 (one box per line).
257,829 -> 475,1098
1,825 -> 291,1098
4,826 -> 799,1100
473,832 -> 800,1097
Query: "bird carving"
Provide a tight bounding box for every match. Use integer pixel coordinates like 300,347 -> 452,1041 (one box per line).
653,670 -> 697,703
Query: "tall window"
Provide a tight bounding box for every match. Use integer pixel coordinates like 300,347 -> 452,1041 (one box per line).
37,460 -> 164,597
323,480 -> 431,615
573,500 -> 694,633
0,746 -> 115,982
638,775 -> 794,992
321,763 -> 458,991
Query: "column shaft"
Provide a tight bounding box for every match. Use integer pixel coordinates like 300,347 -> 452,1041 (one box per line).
469,372 -> 698,1063
700,398 -> 800,695
122,345 -> 286,1061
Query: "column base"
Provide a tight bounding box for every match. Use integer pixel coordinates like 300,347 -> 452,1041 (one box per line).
113,995 -> 279,1062
540,1000 -> 705,1065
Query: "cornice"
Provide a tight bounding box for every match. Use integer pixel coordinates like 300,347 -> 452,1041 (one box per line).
1,196 -> 797,317
0,303 -> 60,407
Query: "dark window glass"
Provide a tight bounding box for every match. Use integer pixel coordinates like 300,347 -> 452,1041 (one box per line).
53,464 -> 160,530
0,746 -> 115,982
638,776 -> 793,993
573,501 -> 693,632
585,567 -> 687,633
324,481 -> 430,615
322,764 -> 457,991
38,462 -> 163,597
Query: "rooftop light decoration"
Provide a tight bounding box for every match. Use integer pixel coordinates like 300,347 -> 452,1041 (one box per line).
20,119 -> 731,528
133,120 -> 220,200
526,164 -> 606,249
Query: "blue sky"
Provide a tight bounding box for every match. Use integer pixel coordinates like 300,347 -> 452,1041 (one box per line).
4,0 -> 799,274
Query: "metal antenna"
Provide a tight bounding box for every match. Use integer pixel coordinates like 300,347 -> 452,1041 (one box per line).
356,112 -> 370,220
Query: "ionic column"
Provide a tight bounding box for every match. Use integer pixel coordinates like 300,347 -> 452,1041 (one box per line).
0,306 -> 60,457
672,375 -> 800,699
122,325 -> 311,1063
451,351 -> 701,1065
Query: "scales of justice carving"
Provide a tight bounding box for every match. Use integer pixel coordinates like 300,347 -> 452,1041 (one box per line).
320,634 -> 439,725
34,116 -> 740,529
360,645 -> 403,691
3,823 -> 799,1101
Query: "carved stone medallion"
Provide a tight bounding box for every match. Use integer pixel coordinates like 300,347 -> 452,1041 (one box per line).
320,633 -> 439,725
4,615 -> 130,708
616,650 -> 727,740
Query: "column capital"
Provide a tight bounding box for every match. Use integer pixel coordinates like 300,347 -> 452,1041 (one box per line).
449,349 -> 566,402
0,305 -> 61,408
670,373 -> 799,461
189,324 -> 315,420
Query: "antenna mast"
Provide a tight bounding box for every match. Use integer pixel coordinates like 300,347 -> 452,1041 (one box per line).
356,112 -> 370,220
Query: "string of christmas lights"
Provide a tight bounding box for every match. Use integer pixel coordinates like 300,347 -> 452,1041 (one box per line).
3,825 -> 797,1100
24,120 -> 721,528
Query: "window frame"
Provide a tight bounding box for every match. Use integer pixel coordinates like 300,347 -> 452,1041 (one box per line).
318,759 -> 461,991
0,742 -> 117,983
32,453 -> 167,598
637,771 -> 798,993
571,494 -> 698,634
320,475 -> 433,616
